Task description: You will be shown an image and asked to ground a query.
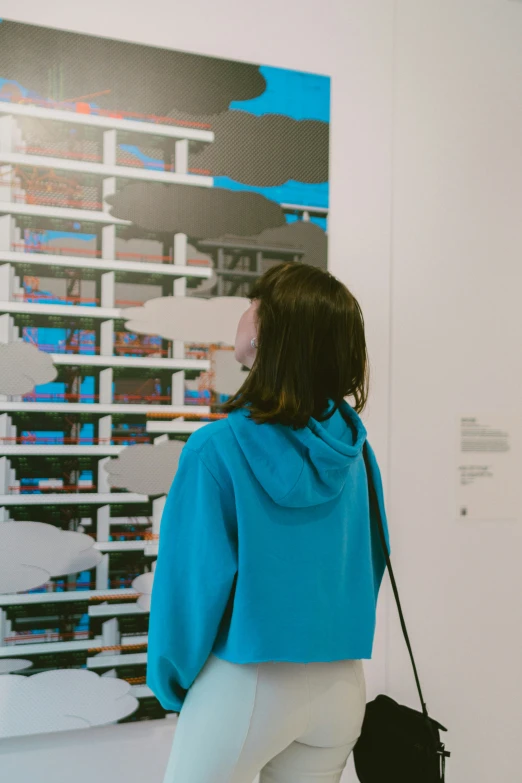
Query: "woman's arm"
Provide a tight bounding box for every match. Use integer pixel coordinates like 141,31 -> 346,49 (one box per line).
146,443 -> 238,712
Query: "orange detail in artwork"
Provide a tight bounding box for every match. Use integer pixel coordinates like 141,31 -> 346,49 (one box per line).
75,102 -> 92,114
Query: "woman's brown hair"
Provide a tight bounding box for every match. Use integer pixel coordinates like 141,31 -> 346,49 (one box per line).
220,262 -> 369,429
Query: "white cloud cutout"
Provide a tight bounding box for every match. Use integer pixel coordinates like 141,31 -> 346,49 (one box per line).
121,295 -> 249,346
0,669 -> 138,738
104,439 -> 185,495
0,659 -> 33,675
0,522 -> 103,594
132,571 -> 154,611
0,342 -> 57,395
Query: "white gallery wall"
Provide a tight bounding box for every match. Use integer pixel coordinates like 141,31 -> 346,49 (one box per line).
387,3 -> 522,782
0,2 -> 520,782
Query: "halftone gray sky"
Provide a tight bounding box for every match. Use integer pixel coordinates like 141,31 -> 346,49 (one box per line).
0,21 -> 265,116
191,111 -> 328,187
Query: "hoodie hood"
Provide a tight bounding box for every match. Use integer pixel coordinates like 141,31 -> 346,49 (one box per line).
227,399 -> 367,508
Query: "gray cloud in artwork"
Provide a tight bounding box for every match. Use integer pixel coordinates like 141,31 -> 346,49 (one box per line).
0,522 -> 102,594
106,183 -> 285,240
185,242 -> 213,269
121,295 -> 249,346
104,439 -> 186,495
0,670 -> 138,738
0,21 -> 266,116
186,243 -> 217,296
190,111 -> 329,187
0,342 -> 57,396
109,189 -> 326,269
250,221 -> 328,270
213,349 -> 249,396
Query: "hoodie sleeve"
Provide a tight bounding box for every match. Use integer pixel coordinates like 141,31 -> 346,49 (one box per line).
146,444 -> 238,712
364,441 -> 391,601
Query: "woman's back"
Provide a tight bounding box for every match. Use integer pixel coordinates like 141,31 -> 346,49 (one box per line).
147,262 -> 390,782
208,399 -> 389,662
147,398 -> 390,712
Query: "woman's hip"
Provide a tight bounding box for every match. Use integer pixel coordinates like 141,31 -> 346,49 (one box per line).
182,654 -> 366,744
163,655 -> 366,783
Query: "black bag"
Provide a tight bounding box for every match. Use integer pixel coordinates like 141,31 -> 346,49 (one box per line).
353,443 -> 451,782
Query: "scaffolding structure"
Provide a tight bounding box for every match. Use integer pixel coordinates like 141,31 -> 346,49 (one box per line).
0,101 -> 216,720
0,97 -> 329,724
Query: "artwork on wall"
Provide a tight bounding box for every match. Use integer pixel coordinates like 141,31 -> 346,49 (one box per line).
0,18 -> 330,737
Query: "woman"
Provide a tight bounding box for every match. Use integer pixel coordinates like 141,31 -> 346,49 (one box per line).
147,262 -> 390,783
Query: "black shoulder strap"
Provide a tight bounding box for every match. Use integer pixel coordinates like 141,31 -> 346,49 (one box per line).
362,441 -> 429,720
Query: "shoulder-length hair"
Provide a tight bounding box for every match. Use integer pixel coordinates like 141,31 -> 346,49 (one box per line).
220,262 -> 370,429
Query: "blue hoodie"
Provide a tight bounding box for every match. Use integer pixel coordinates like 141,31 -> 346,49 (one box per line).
146,399 -> 390,712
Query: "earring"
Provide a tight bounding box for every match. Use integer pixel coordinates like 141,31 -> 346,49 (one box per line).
250,337 -> 257,349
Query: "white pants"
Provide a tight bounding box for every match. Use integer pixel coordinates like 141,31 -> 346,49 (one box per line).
162,653 -> 367,783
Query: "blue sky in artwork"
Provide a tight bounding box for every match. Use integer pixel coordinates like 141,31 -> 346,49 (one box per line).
230,64 -> 330,123
213,176 -> 328,212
